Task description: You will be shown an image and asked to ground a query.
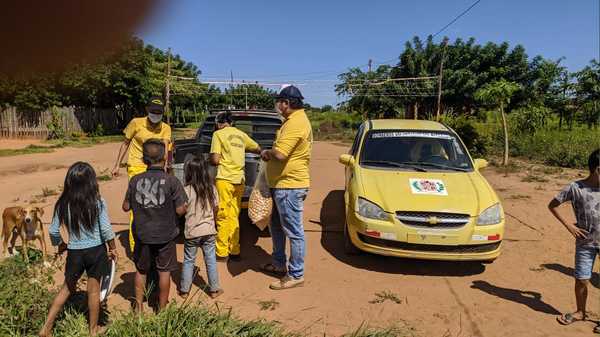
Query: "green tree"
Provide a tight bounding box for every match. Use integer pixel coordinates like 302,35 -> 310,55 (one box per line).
475,79 -> 520,165
321,104 -> 333,112
574,60 -> 600,129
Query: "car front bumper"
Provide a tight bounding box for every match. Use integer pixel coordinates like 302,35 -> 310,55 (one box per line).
346,209 -> 503,261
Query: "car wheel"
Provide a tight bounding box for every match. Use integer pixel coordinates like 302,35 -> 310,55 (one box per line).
344,222 -> 361,255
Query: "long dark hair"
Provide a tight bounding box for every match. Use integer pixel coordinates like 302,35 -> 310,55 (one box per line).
54,162 -> 101,238
184,156 -> 216,211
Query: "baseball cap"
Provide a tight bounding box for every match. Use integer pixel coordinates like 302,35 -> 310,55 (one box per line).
146,96 -> 165,114
273,85 -> 304,101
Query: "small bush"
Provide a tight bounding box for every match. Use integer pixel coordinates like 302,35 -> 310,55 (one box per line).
47,107 -> 65,140
441,114 -> 490,157
0,250 -> 55,336
90,124 -> 105,137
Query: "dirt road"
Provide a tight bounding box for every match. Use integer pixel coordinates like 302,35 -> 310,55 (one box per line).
0,141 -> 596,336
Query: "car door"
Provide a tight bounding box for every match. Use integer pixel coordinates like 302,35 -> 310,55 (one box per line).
344,123 -> 365,206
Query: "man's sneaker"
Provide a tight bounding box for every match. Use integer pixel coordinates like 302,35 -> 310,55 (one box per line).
269,275 -> 304,290
259,263 -> 287,277
208,289 -> 224,299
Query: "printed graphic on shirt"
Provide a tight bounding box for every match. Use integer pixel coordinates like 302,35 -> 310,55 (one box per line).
135,178 -> 166,208
228,134 -> 245,148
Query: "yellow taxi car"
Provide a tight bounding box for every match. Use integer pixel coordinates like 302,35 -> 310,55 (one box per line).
339,119 -> 504,262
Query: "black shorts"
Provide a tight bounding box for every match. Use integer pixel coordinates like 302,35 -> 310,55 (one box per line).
133,240 -> 177,274
65,244 -> 109,284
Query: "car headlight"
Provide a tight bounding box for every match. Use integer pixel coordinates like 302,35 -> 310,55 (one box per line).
477,203 -> 502,225
357,197 -> 388,220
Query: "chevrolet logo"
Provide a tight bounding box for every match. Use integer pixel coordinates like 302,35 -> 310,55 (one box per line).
427,216 -> 439,225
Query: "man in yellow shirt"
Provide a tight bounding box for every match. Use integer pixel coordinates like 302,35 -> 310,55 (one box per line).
111,96 -> 172,251
260,85 -> 312,290
210,111 -> 261,260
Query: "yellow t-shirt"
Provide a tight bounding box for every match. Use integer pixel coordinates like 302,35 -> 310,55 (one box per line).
210,126 -> 259,184
124,117 -> 172,169
266,109 -> 312,189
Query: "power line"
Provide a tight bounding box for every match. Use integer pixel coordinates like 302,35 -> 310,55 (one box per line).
432,0 -> 483,37
357,0 -> 484,68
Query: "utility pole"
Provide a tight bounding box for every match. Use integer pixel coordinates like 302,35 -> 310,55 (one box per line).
436,38 -> 448,122
368,59 -> 372,72
229,70 -> 234,109
243,80 -> 248,110
165,48 -> 172,124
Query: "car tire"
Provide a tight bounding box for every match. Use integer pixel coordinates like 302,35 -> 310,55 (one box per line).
481,259 -> 496,264
344,222 -> 361,255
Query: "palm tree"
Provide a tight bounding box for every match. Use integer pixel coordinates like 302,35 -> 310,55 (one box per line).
475,79 -> 521,165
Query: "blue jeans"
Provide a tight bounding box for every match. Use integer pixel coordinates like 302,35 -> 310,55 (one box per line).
574,245 -> 599,280
269,188 -> 309,279
180,235 -> 220,293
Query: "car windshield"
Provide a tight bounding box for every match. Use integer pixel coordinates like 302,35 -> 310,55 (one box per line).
359,130 -> 473,171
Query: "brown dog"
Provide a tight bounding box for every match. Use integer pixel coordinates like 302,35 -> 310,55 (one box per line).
2,206 -> 46,262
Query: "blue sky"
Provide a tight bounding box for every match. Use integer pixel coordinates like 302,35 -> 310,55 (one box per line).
138,0 -> 598,107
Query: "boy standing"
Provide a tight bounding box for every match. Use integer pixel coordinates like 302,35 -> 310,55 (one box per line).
550,149 -> 600,332
123,139 -> 187,312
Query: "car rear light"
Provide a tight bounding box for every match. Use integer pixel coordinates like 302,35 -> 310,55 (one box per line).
488,234 -> 500,241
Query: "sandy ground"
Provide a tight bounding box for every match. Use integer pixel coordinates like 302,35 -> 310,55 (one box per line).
0,141 -> 597,337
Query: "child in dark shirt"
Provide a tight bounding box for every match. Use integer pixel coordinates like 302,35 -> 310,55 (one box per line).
123,139 -> 187,312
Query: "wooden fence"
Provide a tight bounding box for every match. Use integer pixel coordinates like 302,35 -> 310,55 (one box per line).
0,106 -> 125,139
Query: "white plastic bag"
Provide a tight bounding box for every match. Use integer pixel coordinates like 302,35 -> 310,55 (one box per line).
248,161 -> 272,230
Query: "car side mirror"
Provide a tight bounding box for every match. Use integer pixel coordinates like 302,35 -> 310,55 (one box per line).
474,158 -> 488,170
339,154 -> 355,167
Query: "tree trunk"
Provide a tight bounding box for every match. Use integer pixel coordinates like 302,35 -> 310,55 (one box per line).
500,102 -> 509,166
414,101 -> 419,120
558,109 -> 563,129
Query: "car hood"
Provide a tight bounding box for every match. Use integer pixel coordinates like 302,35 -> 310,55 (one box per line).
357,168 -> 498,216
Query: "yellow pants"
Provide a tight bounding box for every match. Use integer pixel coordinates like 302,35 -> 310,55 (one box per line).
127,165 -> 147,252
215,179 -> 244,257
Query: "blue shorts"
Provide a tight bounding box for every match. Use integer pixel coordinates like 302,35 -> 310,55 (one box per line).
574,245 -> 599,280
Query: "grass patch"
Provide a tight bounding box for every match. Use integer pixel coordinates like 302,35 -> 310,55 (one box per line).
46,135 -> 123,148
0,254 -> 415,337
41,187 -> 59,197
0,135 -> 123,158
521,174 -> 549,183
369,291 -> 403,305
505,194 -> 531,200
96,168 -> 113,182
0,144 -> 60,157
258,299 -> 280,311
0,249 -> 56,336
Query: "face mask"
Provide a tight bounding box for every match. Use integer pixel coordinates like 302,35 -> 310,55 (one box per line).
274,102 -> 283,114
148,113 -> 163,124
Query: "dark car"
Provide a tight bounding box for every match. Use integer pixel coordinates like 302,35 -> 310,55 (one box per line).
172,109 -> 283,205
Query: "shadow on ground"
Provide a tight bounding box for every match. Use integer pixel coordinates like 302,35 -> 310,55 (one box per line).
318,190 -> 486,277
226,211 -> 273,277
471,280 -> 561,315
541,263 -> 600,288
64,290 -> 110,326
115,229 -> 133,261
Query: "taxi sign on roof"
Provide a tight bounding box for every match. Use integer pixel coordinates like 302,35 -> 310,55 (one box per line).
371,131 -> 452,139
